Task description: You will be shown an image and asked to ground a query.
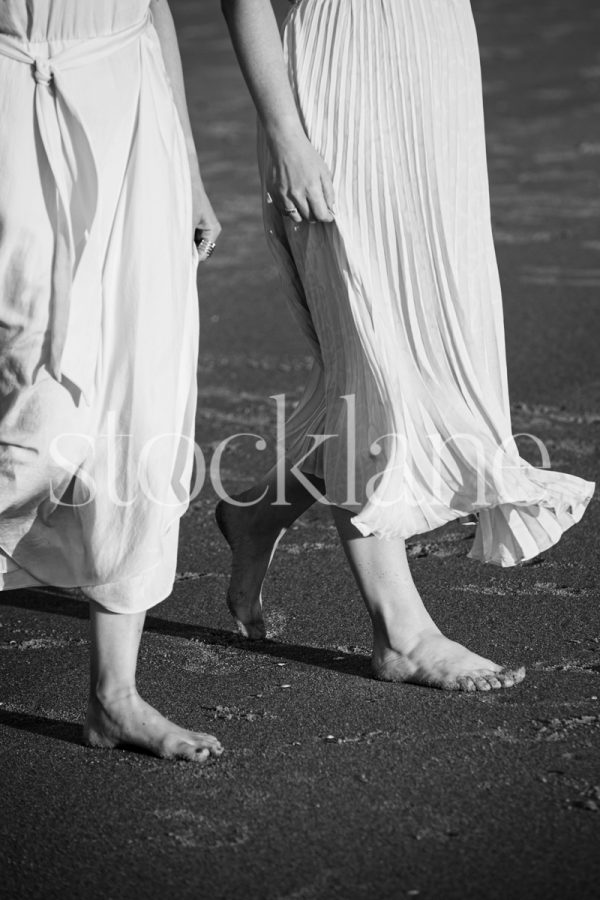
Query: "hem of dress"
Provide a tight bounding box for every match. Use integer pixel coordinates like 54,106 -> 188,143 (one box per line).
0,568 -> 45,592
0,561 -> 174,614
0,516 -> 181,614
80,569 -> 174,614
346,476 -> 595,568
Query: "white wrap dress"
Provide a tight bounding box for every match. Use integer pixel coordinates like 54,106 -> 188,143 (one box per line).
0,1 -> 199,612
262,0 -> 594,565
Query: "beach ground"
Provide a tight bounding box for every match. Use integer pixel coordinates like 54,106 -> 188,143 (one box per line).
1,1 -> 600,897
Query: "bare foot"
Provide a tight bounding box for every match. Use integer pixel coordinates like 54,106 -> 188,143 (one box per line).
215,498 -> 284,640
84,691 -> 224,761
372,629 -> 526,691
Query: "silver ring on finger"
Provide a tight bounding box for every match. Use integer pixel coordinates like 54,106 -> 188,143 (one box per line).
282,206 -> 299,218
197,238 -> 217,258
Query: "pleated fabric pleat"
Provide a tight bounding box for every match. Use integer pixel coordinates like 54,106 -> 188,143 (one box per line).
261,0 -> 594,566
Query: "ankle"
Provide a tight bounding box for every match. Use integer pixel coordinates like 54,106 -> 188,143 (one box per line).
372,618 -> 441,658
90,682 -> 138,708
222,496 -> 281,539
241,505 -> 286,543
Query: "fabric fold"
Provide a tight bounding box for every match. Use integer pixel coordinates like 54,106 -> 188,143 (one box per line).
0,14 -> 150,401
0,2 -> 199,611
261,0 -> 594,566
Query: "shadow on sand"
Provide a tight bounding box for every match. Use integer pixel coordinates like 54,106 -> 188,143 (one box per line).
0,708 -> 83,747
0,587 -> 372,751
0,587 -> 373,678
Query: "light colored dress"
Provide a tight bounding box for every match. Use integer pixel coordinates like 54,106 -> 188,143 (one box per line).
262,0 -> 594,565
0,1 -> 199,612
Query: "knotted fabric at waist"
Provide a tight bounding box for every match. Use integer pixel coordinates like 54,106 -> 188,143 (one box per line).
0,14 -> 152,401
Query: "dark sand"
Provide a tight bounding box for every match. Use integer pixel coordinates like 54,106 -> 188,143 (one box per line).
1,1 -> 599,897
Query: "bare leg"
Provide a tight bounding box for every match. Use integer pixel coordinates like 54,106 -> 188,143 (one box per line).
332,508 -> 525,692
84,602 -> 224,760
215,462 -> 324,638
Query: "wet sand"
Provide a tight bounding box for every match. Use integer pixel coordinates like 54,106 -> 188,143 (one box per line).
1,1 -> 599,897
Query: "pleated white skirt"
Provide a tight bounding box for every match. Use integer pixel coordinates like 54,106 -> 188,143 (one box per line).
261,0 -> 594,565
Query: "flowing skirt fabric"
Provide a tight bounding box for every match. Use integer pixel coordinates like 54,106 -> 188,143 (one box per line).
260,0 -> 594,566
0,2 -> 199,611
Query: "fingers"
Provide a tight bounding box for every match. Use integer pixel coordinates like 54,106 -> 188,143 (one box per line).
265,133 -> 337,225
192,183 -> 221,256
194,224 -> 221,263
272,188 -> 335,225
306,190 -> 335,224
194,198 -> 222,261
281,198 -> 305,224
266,191 -> 299,223
269,177 -> 336,225
282,190 -> 311,223
321,174 -> 337,217
195,238 -> 216,264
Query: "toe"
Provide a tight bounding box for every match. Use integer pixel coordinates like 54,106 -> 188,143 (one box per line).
190,746 -> 210,763
191,732 -> 224,755
175,742 -> 210,763
497,666 -> 526,688
248,623 -> 267,641
472,669 -> 504,690
510,666 -> 526,684
236,618 -> 266,641
456,675 -> 477,692
207,742 -> 224,757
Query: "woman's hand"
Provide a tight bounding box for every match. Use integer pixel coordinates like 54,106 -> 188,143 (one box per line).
191,169 -> 222,263
267,130 -> 336,225
222,0 -> 333,224
150,1 -> 221,262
